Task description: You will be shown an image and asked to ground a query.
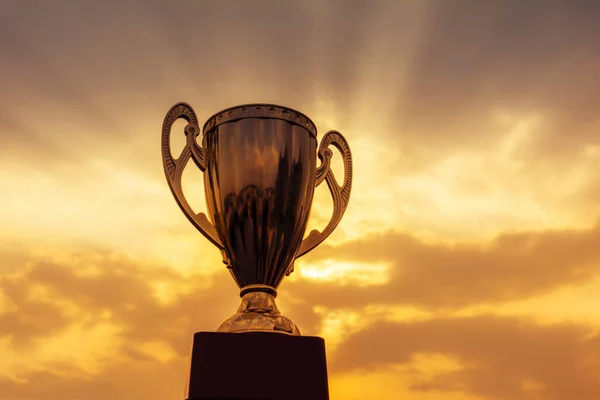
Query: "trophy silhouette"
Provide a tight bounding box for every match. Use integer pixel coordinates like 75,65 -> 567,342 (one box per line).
162,103 -> 352,400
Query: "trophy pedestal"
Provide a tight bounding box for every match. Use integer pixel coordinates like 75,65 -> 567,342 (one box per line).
186,331 -> 329,400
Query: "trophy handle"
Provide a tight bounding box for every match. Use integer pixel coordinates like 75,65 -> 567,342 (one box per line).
294,130 -> 353,263
161,102 -> 224,250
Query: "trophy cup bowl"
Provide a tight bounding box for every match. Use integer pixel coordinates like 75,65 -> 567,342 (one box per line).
162,103 -> 352,336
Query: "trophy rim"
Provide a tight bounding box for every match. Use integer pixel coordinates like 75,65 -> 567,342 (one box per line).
201,103 -> 318,138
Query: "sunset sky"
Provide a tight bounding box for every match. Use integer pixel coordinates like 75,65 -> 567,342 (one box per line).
1,0 -> 600,399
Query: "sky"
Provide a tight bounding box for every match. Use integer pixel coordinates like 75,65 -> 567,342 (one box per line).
1,0 -> 600,399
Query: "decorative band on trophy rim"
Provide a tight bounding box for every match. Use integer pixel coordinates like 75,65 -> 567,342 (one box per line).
202,104 -> 318,138
239,284 -> 278,298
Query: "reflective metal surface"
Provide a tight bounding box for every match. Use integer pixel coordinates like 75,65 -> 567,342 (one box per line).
204,115 -> 316,291
161,103 -> 353,335
216,291 -> 300,335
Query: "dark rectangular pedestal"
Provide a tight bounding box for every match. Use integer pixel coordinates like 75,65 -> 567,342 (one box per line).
186,331 -> 329,400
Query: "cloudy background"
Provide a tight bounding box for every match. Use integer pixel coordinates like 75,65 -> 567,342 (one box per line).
1,0 -> 600,399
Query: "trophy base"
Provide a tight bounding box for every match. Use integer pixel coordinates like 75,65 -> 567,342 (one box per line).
216,291 -> 301,335
185,331 -> 329,400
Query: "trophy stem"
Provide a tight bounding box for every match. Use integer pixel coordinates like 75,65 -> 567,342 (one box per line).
217,288 -> 301,335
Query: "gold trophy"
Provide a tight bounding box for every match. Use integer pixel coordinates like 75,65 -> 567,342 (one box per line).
162,103 -> 352,336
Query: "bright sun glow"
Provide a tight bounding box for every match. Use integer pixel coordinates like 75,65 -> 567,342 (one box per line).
297,259 -> 391,286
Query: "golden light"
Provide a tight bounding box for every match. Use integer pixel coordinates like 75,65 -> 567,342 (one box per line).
1,1 -> 599,399
296,259 -> 391,286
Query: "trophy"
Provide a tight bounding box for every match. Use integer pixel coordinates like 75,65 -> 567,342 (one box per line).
161,102 -> 353,337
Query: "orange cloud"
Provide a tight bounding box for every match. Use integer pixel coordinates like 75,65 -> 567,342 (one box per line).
2,1 -> 600,399
333,316 -> 600,400
290,223 -> 600,309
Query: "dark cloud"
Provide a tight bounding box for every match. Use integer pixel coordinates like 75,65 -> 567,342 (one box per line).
332,315 -> 600,400
0,0 -> 379,132
0,0 -> 397,175
1,0 -> 597,178
2,1 -> 597,189
395,0 -> 600,153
